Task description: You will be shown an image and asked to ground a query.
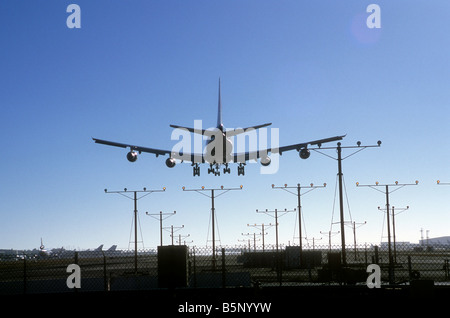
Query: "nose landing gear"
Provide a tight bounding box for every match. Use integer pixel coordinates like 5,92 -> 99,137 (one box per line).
208,163 -> 221,176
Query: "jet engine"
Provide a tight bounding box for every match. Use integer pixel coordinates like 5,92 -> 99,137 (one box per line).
299,148 -> 310,159
260,156 -> 271,166
165,158 -> 176,168
127,151 -> 138,162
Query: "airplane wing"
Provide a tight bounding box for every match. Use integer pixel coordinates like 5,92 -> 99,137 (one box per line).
92,138 -> 171,157
233,134 -> 346,162
277,135 -> 346,153
92,137 -> 205,163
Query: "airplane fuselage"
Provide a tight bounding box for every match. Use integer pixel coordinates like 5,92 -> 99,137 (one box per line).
205,129 -> 233,164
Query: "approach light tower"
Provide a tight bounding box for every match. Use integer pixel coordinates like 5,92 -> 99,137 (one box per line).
356,180 -> 418,283
146,210 -> 176,246
104,187 -> 166,273
256,208 -> 296,253
247,223 -> 274,252
377,206 -> 408,263
310,140 -> 381,265
182,185 -> 243,269
271,183 -> 326,266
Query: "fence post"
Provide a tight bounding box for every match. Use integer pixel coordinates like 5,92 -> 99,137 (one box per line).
74,251 -> 79,293
221,248 -> 226,288
192,247 -> 197,288
23,258 -> 27,295
103,252 -> 108,292
364,244 -> 368,267
408,255 -> 412,280
444,259 -> 449,281
374,245 -> 379,264
277,251 -> 282,286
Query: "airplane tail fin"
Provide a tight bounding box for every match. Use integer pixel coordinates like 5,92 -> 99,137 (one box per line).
107,245 -> 117,252
170,78 -> 270,136
170,78 -> 223,135
217,78 -> 223,130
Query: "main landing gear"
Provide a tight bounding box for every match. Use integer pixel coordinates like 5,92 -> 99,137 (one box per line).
192,163 -> 245,176
192,163 -> 200,176
238,163 -> 245,176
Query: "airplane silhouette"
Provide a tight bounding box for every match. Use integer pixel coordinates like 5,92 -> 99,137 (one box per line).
93,79 -> 345,176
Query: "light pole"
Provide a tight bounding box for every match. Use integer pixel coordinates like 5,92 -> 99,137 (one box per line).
256,207 -> 295,286
182,185 -> 243,269
391,206 -> 408,263
349,221 -> 366,261
356,180 -> 418,283
241,232 -> 261,251
104,187 -> 165,273
320,230 -> 340,252
305,236 -> 322,250
311,140 -> 381,265
146,210 -> 176,246
256,208 -> 296,253
378,205 -> 408,263
176,233 -> 191,246
271,183 -> 326,266
163,224 -> 184,245
247,223 -> 274,252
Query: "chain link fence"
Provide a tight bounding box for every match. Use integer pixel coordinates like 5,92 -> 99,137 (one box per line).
1,244 -> 449,295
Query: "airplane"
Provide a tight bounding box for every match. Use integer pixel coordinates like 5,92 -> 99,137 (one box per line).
38,237 -> 48,258
93,79 -> 345,176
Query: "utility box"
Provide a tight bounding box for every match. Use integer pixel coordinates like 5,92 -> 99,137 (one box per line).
327,252 -> 341,270
157,245 -> 188,288
285,247 -> 322,269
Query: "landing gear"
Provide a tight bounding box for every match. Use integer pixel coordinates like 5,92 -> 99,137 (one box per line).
237,163 -> 246,176
198,163 -> 244,176
192,163 -> 200,177
208,163 -> 221,176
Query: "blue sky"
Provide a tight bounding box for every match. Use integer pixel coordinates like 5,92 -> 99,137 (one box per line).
0,1 -> 449,250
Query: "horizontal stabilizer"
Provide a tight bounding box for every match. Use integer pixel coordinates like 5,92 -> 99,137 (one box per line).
170,124 -> 220,137
225,123 -> 272,137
